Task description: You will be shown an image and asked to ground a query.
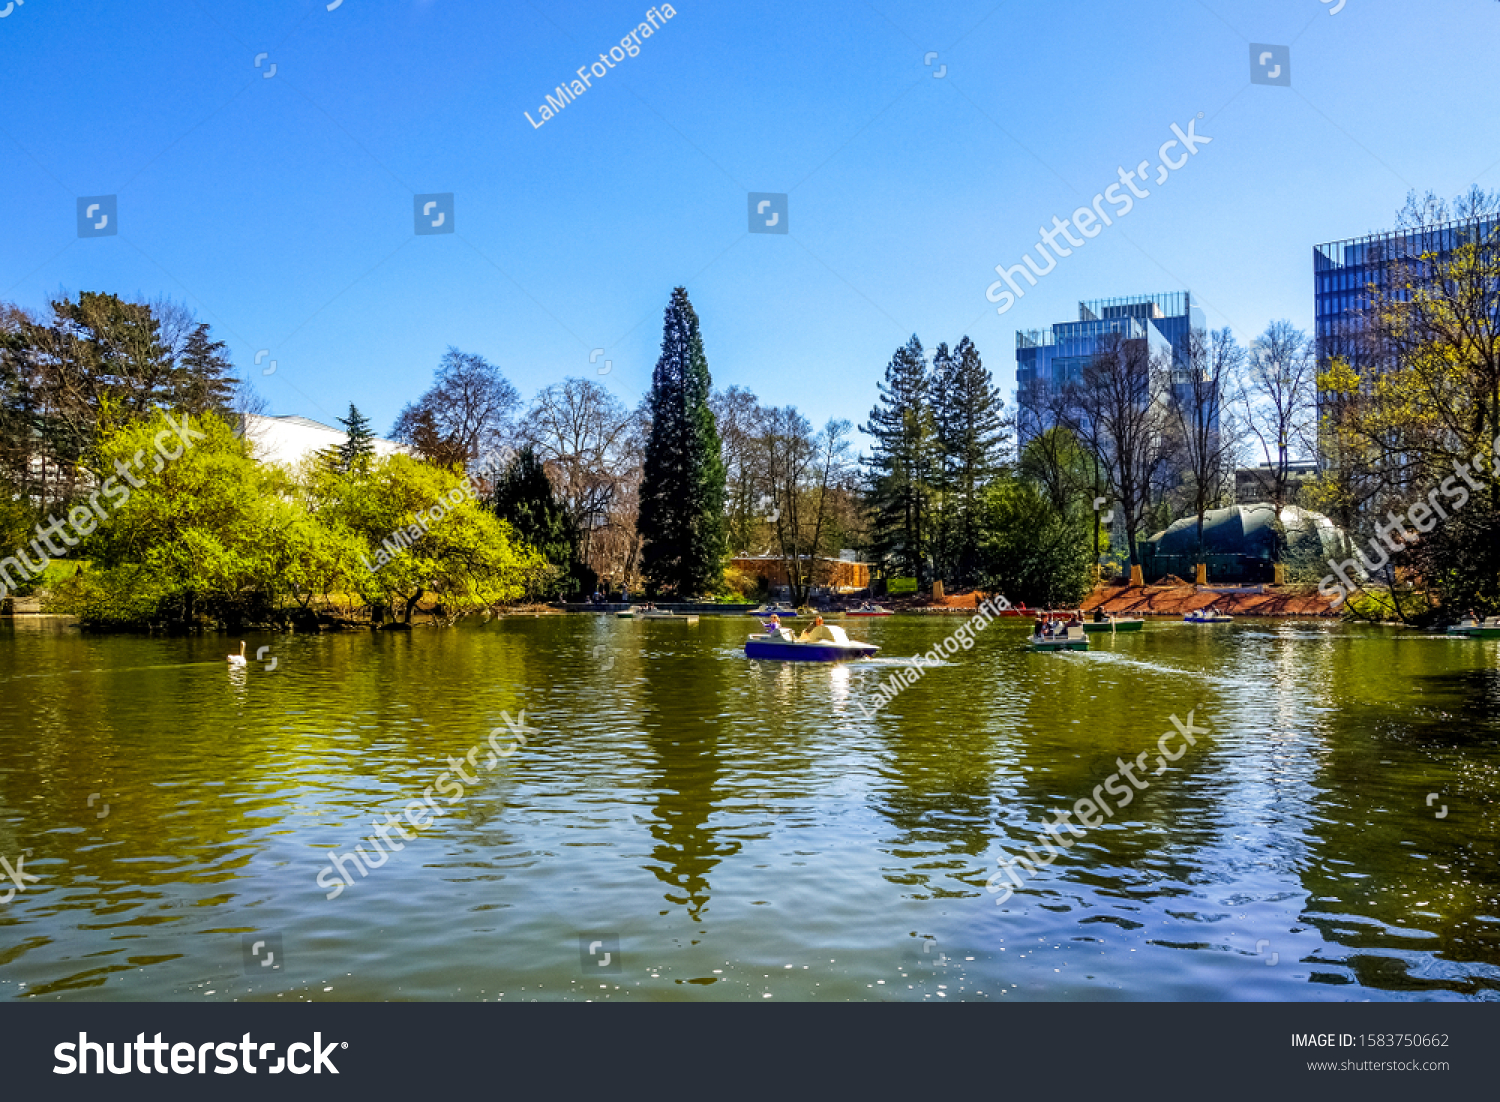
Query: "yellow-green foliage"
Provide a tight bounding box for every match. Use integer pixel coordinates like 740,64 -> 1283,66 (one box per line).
50,411 -> 548,627
301,453 -> 548,621
52,410 -> 308,624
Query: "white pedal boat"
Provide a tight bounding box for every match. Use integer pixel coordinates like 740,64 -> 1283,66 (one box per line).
745,624 -> 878,662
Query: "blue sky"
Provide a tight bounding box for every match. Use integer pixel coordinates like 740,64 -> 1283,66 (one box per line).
4,0 -> 1499,443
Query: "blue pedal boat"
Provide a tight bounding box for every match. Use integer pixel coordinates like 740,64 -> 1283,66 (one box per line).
745,624 -> 879,662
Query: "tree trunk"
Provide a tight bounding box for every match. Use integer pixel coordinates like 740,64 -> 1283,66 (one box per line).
403,589 -> 424,624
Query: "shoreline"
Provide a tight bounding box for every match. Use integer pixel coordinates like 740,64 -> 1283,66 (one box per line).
886,583 -> 1340,619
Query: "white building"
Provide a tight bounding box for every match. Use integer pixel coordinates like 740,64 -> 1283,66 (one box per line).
238,414 -> 406,470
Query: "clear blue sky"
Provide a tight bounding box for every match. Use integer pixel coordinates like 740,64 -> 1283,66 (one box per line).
4,0 -> 1499,443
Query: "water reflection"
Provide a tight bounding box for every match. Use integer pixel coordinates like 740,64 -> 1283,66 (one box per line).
639,644 -> 735,920
0,617 -> 1496,1001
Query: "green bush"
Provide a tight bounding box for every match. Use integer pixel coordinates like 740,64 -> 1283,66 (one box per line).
975,477 -> 1095,608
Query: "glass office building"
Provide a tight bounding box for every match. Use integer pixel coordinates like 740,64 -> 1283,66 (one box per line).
1314,215 -> 1500,372
1015,292 -> 1206,448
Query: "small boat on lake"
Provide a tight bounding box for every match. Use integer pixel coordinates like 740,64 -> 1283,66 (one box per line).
748,604 -> 801,618
745,623 -> 878,662
1184,608 -> 1233,624
1447,615 -> 1500,639
1029,623 -> 1088,651
845,602 -> 894,617
1081,616 -> 1145,633
640,608 -> 697,622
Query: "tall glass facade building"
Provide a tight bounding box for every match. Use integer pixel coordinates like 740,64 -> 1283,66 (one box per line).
1015,292 -> 1206,448
1314,215 -> 1500,371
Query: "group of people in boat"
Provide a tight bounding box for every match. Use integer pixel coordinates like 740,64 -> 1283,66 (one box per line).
1033,610 -> 1084,639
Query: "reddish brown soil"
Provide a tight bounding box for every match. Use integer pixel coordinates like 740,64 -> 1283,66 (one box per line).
881,585 -> 1339,618
1081,584 -> 1338,618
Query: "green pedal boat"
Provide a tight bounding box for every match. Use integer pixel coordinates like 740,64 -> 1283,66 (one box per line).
1448,615 -> 1500,639
1030,624 -> 1089,652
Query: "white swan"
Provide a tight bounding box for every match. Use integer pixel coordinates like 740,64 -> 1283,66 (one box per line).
227,641 -> 247,667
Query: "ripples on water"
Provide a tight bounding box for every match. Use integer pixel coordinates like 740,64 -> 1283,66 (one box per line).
0,614 -> 1497,1002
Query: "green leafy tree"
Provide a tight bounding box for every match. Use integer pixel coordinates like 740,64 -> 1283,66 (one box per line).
50,410 -> 341,627
975,476 -> 1095,608
308,453 -> 545,623
1018,425 -> 1110,565
638,287 -> 728,596
1319,193 -> 1500,616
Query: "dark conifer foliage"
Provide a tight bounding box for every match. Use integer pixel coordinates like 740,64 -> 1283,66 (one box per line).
638,287 -> 727,595
932,336 -> 1010,585
862,334 -> 936,584
330,404 -> 377,472
489,444 -> 580,597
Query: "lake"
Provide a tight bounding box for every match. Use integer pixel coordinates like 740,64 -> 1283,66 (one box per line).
1,612 -> 1497,1002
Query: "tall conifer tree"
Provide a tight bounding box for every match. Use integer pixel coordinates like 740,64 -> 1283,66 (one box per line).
638,287 -> 727,595
932,336 -> 1010,586
862,334 -> 937,584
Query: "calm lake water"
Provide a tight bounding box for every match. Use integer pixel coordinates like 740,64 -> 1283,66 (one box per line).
1,612 -> 1497,1002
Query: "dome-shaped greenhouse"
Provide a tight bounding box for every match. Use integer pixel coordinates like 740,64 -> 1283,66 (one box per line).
1142,504 -> 1346,583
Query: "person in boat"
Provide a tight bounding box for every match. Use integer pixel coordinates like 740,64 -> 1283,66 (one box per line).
1034,613 -> 1047,638
763,614 -> 793,641
1093,607 -> 1106,623
799,615 -> 837,643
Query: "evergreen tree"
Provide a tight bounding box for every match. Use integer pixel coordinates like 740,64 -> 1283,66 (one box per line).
932,336 -> 1010,586
862,335 -> 937,585
638,287 -> 728,596
328,404 -> 377,473
489,445 -> 579,597
165,309 -> 237,417
1,293 -> 238,512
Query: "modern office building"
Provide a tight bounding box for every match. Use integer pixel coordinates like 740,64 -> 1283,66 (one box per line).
1314,214 -> 1500,372
1234,460 -> 1318,507
1015,291 -> 1207,447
